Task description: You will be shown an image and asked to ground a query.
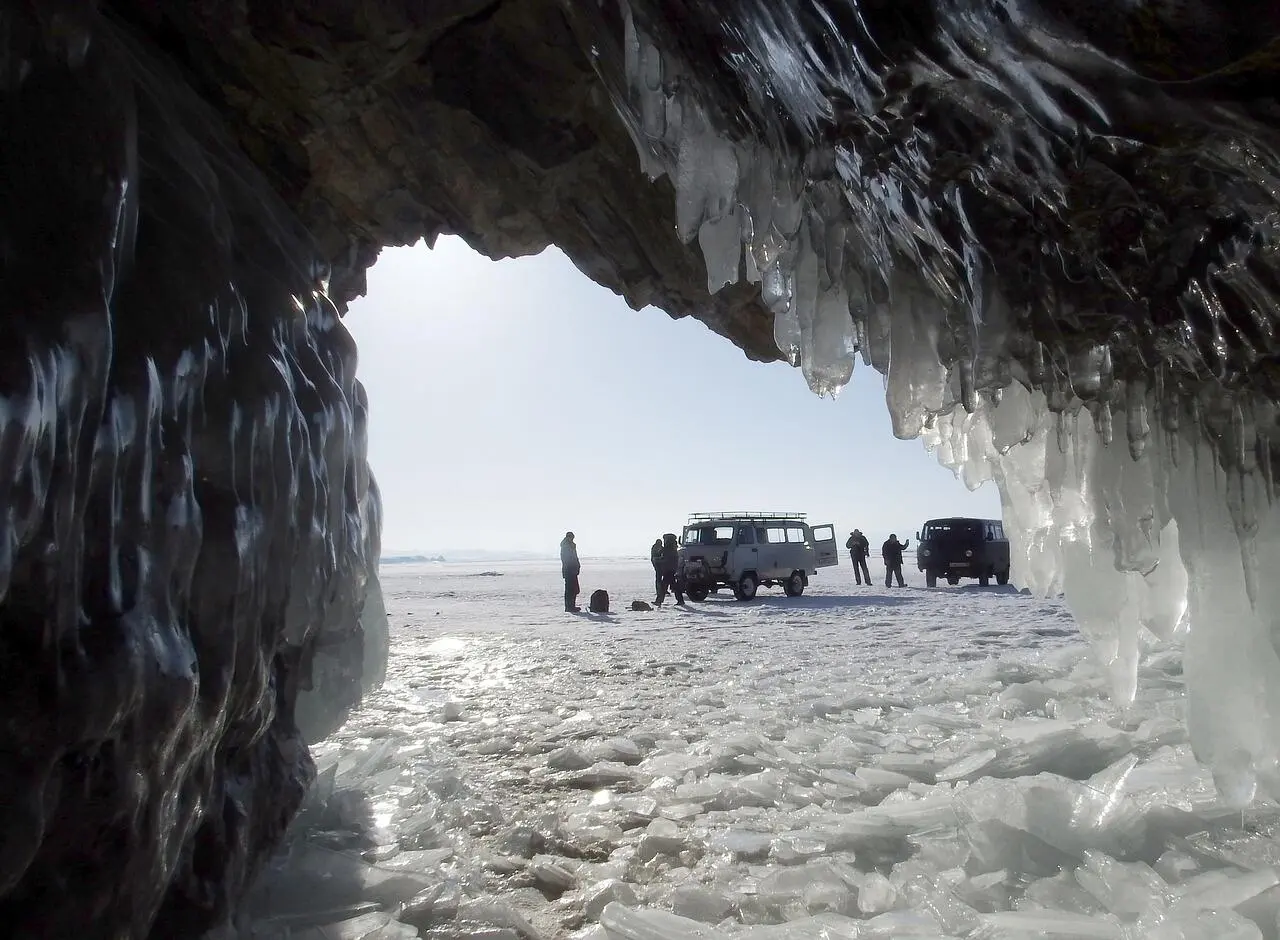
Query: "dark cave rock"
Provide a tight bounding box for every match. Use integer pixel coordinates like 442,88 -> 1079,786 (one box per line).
1,5 -> 378,937
3,0 -> 1280,935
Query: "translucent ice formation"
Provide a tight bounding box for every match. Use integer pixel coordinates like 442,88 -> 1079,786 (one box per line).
567,0 -> 1280,807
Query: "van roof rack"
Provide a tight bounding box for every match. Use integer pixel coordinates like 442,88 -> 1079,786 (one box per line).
686,511 -> 808,522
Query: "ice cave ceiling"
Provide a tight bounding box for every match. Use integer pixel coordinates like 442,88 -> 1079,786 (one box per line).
110,0 -> 1280,391
4,0 -> 1280,935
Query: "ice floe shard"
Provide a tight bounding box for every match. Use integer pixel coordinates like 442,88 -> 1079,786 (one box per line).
971,909 -> 1123,938
599,902 -> 726,940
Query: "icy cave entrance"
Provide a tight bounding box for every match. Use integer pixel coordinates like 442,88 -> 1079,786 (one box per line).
226,234 -> 1280,938
227,236 -> 1280,940
339,235 -> 1001,563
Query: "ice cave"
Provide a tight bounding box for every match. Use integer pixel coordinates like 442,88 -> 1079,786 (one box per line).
3,0 -> 1280,937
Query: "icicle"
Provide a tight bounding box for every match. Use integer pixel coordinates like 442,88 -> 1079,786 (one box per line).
674,129 -> 739,244
800,283 -> 856,396
1095,400 -> 1113,446
698,208 -> 741,293
622,3 -> 640,94
1138,519 -> 1188,641
958,359 -> 977,414
1061,538 -> 1144,706
637,39 -> 665,140
885,286 -> 947,440
763,260 -> 800,366
771,168 -> 804,240
742,242 -> 760,284
824,220 -> 847,289
791,228 -> 821,378
1125,379 -> 1150,460
1172,432 -> 1280,807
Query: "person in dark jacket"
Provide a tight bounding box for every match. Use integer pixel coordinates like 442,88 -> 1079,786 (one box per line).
845,529 -> 871,585
650,537 -> 664,599
654,532 -> 685,606
561,532 -> 581,612
882,533 -> 909,587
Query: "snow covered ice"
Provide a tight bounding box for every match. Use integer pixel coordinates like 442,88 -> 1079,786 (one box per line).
234,559 -> 1280,940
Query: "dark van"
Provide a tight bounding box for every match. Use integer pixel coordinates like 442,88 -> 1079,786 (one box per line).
916,517 -> 1011,588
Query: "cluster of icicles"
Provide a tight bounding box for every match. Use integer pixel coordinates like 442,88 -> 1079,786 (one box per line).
597,0 -> 1280,807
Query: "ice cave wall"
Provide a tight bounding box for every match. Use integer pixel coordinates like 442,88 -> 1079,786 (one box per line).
0,6 -> 382,937
5,0 -> 1280,935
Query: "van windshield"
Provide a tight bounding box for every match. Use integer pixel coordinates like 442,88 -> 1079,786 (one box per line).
683,525 -> 734,546
923,520 -> 982,540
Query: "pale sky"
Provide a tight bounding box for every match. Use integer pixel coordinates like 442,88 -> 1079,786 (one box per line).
343,237 -> 1001,557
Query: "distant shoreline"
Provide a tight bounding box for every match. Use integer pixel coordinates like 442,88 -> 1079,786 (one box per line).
380,551 -> 919,566
381,554 -> 640,565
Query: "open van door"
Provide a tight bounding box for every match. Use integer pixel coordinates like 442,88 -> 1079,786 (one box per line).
810,524 -> 838,567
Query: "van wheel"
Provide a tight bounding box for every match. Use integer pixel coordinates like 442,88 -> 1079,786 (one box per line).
947,576 -> 960,586
979,571 -> 991,587
733,573 -> 758,601
783,572 -> 805,597
687,587 -> 709,602
925,571 -> 937,588
996,569 -> 1010,586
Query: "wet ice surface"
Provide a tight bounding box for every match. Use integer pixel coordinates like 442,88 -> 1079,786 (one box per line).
239,560 -> 1280,940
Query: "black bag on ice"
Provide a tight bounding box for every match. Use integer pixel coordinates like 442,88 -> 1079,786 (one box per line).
589,589 -> 609,613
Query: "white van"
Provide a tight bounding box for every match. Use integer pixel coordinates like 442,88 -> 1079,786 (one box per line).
678,512 -> 839,601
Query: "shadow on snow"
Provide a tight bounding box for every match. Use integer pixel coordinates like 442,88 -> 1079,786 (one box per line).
696,592 -> 921,611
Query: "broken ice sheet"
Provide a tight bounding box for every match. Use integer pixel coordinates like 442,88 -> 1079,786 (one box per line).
599,902 -> 726,940
1072,850 -> 1167,920
244,843 -> 437,919
1142,909 -> 1266,939
706,828 -> 773,861
733,913 -> 862,940
584,879 -> 641,920
670,884 -> 735,923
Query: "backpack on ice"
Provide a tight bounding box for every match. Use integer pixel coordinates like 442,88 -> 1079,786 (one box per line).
589,589 -> 609,613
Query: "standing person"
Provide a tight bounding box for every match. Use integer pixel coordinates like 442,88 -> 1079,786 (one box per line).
882,533 -> 909,588
561,531 -> 581,612
845,529 -> 871,585
650,537 -> 664,600
654,532 -> 685,606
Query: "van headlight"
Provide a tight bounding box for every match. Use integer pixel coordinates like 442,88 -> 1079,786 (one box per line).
965,549 -> 974,557
921,549 -> 930,557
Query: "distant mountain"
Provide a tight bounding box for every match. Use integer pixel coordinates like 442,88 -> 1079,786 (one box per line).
381,553 -> 447,564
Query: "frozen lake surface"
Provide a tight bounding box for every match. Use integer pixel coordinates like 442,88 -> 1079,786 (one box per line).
237,559 -> 1280,940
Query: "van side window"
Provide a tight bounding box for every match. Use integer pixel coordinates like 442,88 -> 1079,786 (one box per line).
995,522 -> 1005,540
766,527 -> 786,544
737,526 -> 755,545
786,526 -> 804,543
